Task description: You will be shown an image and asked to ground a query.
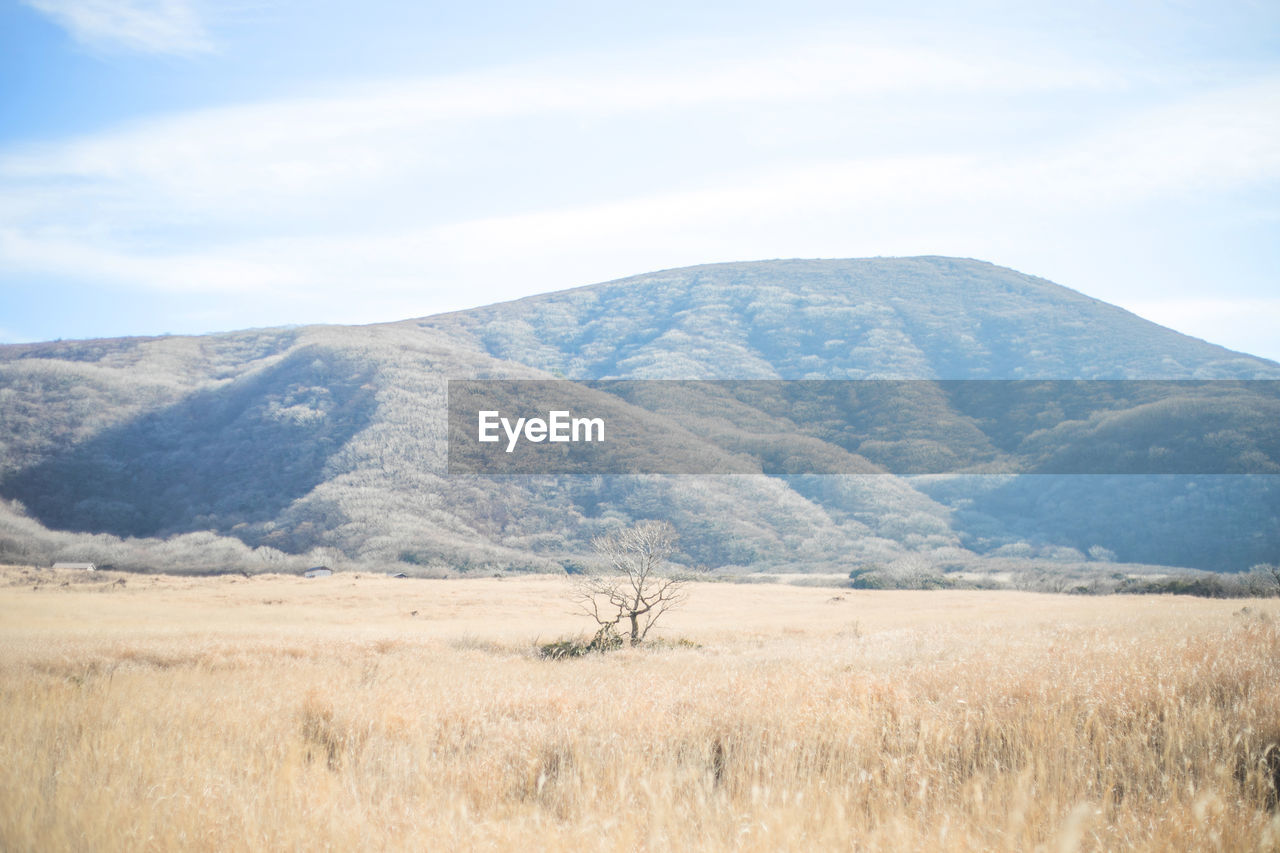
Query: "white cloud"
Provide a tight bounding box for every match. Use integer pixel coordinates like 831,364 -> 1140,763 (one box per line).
0,33 -> 1125,185
0,227 -> 302,294
0,36 -> 1134,280
0,29 -> 1277,356
22,0 -> 214,55
1030,76 -> 1280,201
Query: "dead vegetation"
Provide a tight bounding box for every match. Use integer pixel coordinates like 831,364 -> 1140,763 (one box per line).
0,567 -> 1278,850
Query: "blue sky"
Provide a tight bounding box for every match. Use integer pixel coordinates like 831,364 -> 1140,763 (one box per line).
2,0 -> 1277,361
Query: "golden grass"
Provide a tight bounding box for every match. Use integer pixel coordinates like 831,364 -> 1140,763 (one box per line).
1,566 -> 1278,851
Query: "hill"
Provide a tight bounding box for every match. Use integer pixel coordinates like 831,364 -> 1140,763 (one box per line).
417,257 -> 1274,380
1,257 -> 1277,576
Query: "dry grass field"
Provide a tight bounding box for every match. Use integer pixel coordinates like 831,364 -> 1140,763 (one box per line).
1,565 -> 1278,851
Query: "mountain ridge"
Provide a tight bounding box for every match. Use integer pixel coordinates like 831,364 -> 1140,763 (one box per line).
413,257 -> 1279,380
1,257 -> 1276,577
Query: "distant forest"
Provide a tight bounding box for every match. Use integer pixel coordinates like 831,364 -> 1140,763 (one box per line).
1,258 -> 1277,580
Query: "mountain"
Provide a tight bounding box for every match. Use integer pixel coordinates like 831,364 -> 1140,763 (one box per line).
417,257 -> 1275,380
1,257 -> 1277,577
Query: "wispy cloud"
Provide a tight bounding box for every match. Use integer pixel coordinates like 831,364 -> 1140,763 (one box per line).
21,0 -> 214,55
1031,76 -> 1280,201
0,37 -> 1144,215
0,30 -> 1277,355
0,35 -> 1136,270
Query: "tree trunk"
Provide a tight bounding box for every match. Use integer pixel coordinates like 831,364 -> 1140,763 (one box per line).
629,613 -> 640,646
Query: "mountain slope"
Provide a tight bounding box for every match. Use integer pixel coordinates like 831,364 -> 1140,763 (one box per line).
0,257 -> 1276,575
416,257 -> 1276,380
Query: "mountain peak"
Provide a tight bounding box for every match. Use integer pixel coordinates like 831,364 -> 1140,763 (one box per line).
417,257 -> 1279,380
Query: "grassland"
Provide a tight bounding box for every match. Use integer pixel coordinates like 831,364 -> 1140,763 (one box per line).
1,565 -> 1278,851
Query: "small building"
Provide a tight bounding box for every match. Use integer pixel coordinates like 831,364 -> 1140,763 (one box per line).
304,566 -> 332,579
53,562 -> 96,572
387,571 -> 408,579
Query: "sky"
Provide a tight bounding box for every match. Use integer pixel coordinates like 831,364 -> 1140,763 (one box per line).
1,0 -> 1277,361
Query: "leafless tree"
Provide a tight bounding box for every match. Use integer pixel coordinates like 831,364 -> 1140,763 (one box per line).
573,521 -> 686,646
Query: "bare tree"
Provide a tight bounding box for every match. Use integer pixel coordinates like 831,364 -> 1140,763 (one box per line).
573,521 -> 687,647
